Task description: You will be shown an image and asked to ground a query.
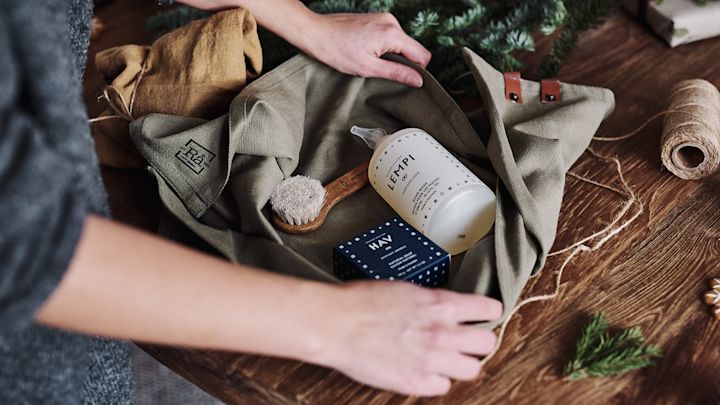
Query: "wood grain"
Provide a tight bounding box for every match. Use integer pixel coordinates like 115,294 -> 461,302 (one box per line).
88,3 -> 720,404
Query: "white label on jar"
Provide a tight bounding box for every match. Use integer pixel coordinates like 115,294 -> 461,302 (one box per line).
370,129 -> 485,233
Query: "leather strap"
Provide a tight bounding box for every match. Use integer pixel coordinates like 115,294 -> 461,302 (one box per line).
541,78 -> 561,104
504,72 -> 523,104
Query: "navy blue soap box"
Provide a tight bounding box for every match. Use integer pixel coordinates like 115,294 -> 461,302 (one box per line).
333,217 -> 450,287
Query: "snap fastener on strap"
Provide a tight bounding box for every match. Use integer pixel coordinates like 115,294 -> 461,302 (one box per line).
503,72 -> 523,104
541,78 -> 561,104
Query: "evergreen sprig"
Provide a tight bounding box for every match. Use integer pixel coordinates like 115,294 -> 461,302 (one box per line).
564,313 -> 662,380
538,0 -> 620,78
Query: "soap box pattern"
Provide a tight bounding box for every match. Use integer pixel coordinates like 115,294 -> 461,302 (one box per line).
333,217 -> 450,287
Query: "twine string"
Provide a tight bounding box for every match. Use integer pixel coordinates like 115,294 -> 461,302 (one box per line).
88,59 -> 148,124
547,149 -> 638,257
594,82 -> 719,142
593,109 -> 714,142
480,148 -> 644,368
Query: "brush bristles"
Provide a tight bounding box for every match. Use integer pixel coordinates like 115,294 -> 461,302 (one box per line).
270,175 -> 326,225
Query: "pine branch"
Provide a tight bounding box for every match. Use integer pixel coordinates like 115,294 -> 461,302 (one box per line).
539,0 -> 620,78
564,313 -> 661,380
409,10 -> 440,39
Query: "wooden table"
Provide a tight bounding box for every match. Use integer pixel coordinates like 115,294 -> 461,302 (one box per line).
86,2 -> 720,404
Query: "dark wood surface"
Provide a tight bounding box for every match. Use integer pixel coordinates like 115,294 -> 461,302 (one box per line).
86,2 -> 720,404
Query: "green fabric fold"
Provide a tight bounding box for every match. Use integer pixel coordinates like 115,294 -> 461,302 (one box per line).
130,48 -> 614,325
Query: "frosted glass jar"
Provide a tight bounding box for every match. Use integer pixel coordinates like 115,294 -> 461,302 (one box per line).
354,127 -> 496,255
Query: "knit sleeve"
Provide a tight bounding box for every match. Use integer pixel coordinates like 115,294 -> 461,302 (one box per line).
0,14 -> 90,332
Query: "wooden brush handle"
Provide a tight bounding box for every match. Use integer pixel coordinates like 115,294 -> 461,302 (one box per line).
324,160 -> 371,209
273,161 -> 370,234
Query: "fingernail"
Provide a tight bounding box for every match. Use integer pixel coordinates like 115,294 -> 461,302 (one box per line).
484,299 -> 503,320
411,76 -> 423,88
493,301 -> 504,319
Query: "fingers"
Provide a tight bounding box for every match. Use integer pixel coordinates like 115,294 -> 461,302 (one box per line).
311,12 -> 431,87
422,324 -> 495,360
454,294 -> 504,322
366,58 -> 424,88
365,13 -> 431,87
432,326 -> 498,356
434,290 -> 504,323
404,353 -> 481,396
430,352 -> 483,381
408,375 -> 452,397
396,34 -> 432,68
376,13 -> 431,67
375,12 -> 402,28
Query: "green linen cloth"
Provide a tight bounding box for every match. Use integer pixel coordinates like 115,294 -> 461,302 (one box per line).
130,48 -> 614,326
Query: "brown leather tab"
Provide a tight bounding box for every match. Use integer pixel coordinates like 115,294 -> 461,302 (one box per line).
541,78 -> 561,104
503,72 -> 523,104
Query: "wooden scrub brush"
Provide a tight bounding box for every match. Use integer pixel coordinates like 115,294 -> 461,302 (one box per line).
270,162 -> 369,234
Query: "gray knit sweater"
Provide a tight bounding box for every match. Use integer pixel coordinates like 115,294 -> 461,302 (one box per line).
0,0 -> 132,403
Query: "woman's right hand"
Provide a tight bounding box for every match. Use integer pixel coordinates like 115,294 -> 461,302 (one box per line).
179,0 -> 433,88
301,12 -> 432,88
310,281 -> 502,396
37,215 -> 500,398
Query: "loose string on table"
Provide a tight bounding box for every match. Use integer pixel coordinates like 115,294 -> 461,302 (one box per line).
479,147 -> 644,368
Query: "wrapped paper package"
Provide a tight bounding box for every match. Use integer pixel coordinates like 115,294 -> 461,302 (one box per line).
624,0 -> 720,47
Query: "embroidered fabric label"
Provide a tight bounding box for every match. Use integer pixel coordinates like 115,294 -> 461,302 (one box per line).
175,140 -> 216,174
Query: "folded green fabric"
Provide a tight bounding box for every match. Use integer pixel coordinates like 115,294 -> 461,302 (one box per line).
130,48 -> 614,326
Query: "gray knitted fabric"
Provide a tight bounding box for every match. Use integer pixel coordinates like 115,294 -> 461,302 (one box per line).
132,345 -> 222,405
0,0 -> 131,403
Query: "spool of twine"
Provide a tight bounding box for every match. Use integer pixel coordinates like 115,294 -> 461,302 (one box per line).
660,79 -> 720,180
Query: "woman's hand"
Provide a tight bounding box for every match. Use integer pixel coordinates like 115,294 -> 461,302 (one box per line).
302,13 -> 432,88
39,216 -> 500,397
311,281 -> 502,396
178,1 -> 431,87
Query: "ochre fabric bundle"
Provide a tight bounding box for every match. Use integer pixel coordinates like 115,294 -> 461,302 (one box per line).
92,8 -> 263,169
129,49 -> 614,327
